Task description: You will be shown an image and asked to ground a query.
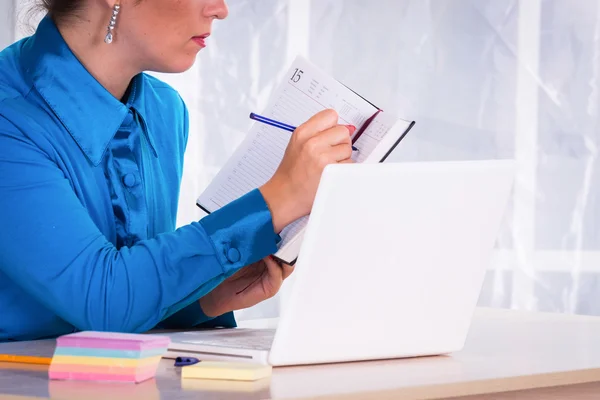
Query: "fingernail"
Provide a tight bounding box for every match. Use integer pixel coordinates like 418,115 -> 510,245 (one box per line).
345,125 -> 356,135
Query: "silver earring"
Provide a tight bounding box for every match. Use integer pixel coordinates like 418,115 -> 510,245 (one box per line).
104,2 -> 121,44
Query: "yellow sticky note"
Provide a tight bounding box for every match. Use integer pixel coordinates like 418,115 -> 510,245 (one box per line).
181,361 -> 272,381
182,377 -> 271,392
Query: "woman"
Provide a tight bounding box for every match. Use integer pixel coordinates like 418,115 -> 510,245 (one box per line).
0,0 -> 354,341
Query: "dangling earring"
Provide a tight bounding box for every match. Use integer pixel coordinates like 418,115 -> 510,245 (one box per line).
104,1 -> 121,44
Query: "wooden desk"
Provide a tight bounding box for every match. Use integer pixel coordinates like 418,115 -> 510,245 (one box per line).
1,307 -> 600,399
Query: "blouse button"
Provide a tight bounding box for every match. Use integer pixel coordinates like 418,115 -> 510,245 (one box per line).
122,173 -> 138,188
226,248 -> 241,263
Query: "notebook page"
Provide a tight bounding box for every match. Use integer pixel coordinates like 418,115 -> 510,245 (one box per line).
197,56 -> 379,247
351,111 -> 410,163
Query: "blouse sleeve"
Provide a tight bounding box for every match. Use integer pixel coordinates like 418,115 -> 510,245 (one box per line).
0,115 -> 279,333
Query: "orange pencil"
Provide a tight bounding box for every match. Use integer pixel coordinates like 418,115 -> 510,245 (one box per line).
0,354 -> 52,365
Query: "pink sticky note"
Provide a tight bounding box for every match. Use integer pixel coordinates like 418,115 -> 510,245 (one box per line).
48,369 -> 157,383
56,332 -> 170,351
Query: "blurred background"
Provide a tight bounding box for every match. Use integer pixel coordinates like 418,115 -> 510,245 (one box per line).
2,0 -> 599,321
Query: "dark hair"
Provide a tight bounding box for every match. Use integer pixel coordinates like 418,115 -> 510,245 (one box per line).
39,0 -> 82,21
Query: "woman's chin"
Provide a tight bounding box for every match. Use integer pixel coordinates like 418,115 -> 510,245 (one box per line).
153,56 -> 199,74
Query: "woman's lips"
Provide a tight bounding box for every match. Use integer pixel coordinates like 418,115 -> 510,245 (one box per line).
192,34 -> 210,47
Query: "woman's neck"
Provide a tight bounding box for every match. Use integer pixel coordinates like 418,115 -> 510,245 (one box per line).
55,14 -> 140,101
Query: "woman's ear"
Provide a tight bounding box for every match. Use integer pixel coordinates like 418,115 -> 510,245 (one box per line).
96,0 -> 118,10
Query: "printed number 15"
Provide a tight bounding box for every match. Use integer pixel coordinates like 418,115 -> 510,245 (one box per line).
291,68 -> 303,83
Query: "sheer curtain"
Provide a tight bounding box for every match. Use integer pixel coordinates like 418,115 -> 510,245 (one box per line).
5,0 -> 600,321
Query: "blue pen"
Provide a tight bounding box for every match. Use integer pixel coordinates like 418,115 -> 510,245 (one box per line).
174,356 -> 200,367
249,112 -> 358,151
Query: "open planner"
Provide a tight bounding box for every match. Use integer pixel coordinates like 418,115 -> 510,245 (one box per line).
196,55 -> 415,265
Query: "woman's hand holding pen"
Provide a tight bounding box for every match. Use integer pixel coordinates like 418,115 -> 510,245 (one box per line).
260,109 -> 355,233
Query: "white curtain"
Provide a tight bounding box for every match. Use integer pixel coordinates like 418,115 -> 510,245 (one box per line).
5,0 -> 600,320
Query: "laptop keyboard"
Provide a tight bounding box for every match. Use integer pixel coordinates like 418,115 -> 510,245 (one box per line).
180,329 -> 276,351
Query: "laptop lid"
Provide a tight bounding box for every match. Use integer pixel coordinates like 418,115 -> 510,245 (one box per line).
268,160 -> 515,366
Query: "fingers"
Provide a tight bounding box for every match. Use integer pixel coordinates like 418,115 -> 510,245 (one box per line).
328,143 -> 354,162
303,125 -> 353,162
281,262 -> 295,280
264,256 -> 283,282
266,256 -> 295,281
323,125 -> 354,146
295,109 -> 339,140
304,125 -> 353,149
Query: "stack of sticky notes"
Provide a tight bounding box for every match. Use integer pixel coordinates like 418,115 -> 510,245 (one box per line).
48,331 -> 170,383
181,361 -> 272,381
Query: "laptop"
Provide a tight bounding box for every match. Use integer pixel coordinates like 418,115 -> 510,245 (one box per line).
164,160 -> 515,366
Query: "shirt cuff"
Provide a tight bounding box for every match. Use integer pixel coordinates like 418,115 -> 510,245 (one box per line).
199,188 -> 280,275
159,301 -> 210,328
159,301 -> 237,329
196,311 -> 237,329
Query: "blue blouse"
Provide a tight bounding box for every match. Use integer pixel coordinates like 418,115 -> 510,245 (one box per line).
0,16 -> 280,341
